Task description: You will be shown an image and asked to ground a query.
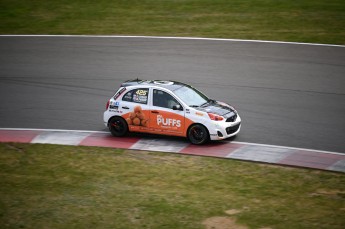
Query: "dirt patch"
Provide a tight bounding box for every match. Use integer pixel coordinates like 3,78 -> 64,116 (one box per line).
202,216 -> 247,229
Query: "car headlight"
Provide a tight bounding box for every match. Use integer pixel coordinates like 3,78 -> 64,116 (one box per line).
208,113 -> 224,121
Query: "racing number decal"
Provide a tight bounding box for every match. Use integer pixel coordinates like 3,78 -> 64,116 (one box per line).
136,90 -> 147,96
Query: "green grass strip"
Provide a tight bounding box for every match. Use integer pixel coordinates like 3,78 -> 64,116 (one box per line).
1,0 -> 345,45
0,143 -> 344,228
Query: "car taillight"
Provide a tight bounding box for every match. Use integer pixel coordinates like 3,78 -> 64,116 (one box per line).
208,113 -> 224,121
106,100 -> 110,110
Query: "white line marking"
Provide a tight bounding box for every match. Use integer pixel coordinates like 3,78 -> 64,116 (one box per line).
130,138 -> 189,152
31,131 -> 91,145
0,128 -> 343,155
227,145 -> 295,163
328,160 -> 345,172
0,35 -> 344,48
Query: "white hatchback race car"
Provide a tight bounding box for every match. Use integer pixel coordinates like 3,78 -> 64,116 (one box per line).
104,79 -> 241,145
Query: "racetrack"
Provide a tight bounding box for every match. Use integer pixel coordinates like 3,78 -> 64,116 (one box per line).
0,36 -> 344,153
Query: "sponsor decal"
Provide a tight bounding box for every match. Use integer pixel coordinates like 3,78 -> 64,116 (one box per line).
109,101 -> 120,110
133,94 -> 148,103
110,110 -> 122,113
125,105 -> 149,127
195,112 -> 204,116
157,115 -> 181,128
109,105 -> 118,110
122,107 -> 194,137
114,87 -> 126,100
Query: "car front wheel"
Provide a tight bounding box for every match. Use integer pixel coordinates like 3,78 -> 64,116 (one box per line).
188,124 -> 209,145
109,117 -> 128,137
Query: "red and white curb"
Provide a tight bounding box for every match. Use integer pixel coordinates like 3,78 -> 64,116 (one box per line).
0,128 -> 344,173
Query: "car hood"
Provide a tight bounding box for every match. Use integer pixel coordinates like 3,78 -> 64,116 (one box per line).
195,101 -> 236,118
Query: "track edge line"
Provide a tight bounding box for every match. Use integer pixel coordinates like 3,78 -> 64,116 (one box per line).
0,35 -> 344,48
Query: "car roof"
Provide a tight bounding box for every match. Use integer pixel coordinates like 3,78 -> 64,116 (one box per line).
121,79 -> 191,92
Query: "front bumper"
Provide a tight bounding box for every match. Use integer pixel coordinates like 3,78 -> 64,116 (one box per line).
208,115 -> 241,141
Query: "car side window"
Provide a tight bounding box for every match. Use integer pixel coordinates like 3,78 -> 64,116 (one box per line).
153,89 -> 180,109
122,88 -> 149,104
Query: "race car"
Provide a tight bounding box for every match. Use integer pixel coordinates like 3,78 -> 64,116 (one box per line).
103,79 -> 241,144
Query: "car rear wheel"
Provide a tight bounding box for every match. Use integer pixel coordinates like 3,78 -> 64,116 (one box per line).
188,124 -> 209,145
109,117 -> 128,137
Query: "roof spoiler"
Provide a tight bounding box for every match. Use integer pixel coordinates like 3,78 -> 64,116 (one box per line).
121,78 -> 146,87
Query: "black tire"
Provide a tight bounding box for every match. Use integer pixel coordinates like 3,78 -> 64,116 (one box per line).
109,117 -> 128,137
188,124 -> 209,145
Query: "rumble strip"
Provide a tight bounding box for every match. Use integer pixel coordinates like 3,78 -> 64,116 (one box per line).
0,128 -> 344,173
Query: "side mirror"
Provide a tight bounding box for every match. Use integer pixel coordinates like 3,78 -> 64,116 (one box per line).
172,105 -> 183,111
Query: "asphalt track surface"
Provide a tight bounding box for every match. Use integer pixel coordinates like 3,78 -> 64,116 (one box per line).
0,36 -> 344,153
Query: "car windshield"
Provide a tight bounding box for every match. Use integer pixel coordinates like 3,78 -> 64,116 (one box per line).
174,86 -> 209,107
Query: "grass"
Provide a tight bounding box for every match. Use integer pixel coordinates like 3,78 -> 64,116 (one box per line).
0,0 -> 345,45
0,143 -> 344,229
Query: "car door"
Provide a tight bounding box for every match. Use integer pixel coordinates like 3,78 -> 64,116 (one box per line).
149,89 -> 185,136
120,87 -> 151,133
